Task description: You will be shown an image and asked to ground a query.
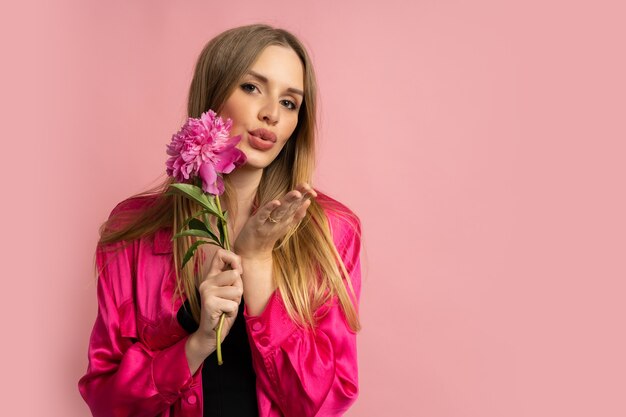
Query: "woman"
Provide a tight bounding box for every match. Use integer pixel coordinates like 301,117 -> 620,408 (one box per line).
78,23 -> 363,417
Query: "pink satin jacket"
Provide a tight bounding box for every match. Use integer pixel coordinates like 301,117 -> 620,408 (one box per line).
78,193 -> 362,417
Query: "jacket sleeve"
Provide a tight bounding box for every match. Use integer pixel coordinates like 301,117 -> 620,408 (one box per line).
78,240 -> 202,417
243,215 -> 362,417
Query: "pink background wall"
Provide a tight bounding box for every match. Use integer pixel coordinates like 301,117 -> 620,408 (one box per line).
3,0 -> 625,416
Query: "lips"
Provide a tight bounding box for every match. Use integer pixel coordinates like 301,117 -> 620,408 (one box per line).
247,132 -> 275,151
248,128 -> 277,143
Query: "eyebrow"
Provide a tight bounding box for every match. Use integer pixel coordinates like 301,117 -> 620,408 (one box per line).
246,70 -> 304,97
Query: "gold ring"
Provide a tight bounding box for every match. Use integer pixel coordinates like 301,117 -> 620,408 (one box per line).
268,214 -> 279,223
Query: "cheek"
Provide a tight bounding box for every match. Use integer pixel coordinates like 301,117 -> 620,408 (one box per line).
219,104 -> 236,121
221,110 -> 244,134
282,117 -> 299,140
219,93 -> 245,122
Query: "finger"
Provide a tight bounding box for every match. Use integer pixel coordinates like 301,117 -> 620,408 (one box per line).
272,191 -> 303,219
207,249 -> 243,277
210,298 -> 239,322
289,184 -> 317,210
232,274 -> 243,292
201,269 -> 242,288
212,285 -> 243,302
258,200 -> 281,223
282,189 -> 314,220
295,183 -> 317,200
293,198 -> 312,222
285,199 -> 310,227
213,271 -> 243,293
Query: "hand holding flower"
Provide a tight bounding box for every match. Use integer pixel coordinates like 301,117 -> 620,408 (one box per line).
196,248 -> 243,344
186,248 -> 243,374
165,109 -> 247,366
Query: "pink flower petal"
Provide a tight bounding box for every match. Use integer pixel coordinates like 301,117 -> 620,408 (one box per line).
198,163 -> 219,195
214,147 -> 247,173
165,110 -> 244,193
210,176 -> 225,195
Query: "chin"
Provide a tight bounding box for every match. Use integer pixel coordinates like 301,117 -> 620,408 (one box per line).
238,154 -> 270,170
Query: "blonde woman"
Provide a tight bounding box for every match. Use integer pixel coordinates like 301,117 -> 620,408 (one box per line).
78,23 -> 363,417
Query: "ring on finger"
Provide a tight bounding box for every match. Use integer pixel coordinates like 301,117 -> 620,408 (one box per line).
267,214 -> 279,223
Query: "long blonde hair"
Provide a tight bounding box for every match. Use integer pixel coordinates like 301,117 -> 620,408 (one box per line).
98,23 -> 361,332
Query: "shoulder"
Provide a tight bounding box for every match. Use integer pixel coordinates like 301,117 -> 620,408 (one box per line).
315,191 -> 362,301
315,190 -> 362,250
96,194 -> 158,262
103,194 -> 161,233
109,194 -> 160,218
96,195 -> 162,305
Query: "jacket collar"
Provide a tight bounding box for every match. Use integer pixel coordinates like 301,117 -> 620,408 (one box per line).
152,227 -> 173,255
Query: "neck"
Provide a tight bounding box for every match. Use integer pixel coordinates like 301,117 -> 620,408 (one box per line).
224,165 -> 263,222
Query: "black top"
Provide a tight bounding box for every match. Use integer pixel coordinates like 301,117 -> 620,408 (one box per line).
177,290 -> 258,417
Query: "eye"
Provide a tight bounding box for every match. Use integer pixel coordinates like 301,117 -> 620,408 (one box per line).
281,99 -> 298,111
241,83 -> 258,93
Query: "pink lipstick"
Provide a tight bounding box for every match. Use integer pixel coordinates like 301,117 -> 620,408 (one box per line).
248,129 -> 277,151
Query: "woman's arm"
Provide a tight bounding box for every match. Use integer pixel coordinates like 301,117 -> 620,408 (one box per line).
78,241 -> 202,417
242,216 -> 362,417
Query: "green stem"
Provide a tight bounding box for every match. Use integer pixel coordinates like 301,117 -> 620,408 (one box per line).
213,194 -> 230,366
215,313 -> 226,366
215,195 -> 231,251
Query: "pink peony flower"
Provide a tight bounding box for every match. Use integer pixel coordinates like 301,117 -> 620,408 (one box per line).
165,110 -> 247,195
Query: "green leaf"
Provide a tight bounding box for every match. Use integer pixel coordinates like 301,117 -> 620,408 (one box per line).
188,218 -> 220,243
188,218 -> 210,232
173,229 -> 219,241
180,239 -> 222,270
179,209 -> 209,232
171,209 -> 209,241
166,183 -> 223,218
172,209 -> 206,240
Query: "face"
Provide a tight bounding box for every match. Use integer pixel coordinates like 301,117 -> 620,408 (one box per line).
218,45 -> 305,170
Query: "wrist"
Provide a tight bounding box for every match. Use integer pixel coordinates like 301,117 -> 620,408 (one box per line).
240,252 -> 274,263
190,331 -> 216,355
234,240 -> 274,262
185,332 -> 216,375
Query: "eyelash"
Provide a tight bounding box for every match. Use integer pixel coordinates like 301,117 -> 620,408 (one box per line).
240,83 -> 299,111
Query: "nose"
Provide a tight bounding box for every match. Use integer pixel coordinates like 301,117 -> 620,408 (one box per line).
259,99 -> 279,125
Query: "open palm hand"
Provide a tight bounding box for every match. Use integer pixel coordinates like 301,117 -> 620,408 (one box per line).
233,183 -> 318,260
